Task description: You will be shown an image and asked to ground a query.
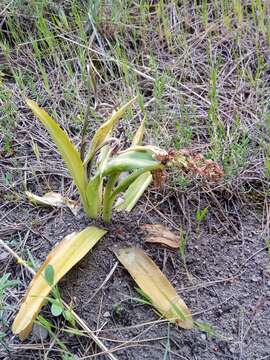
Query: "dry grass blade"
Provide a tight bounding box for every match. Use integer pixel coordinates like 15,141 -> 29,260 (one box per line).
115,247 -> 193,329
12,226 -> 107,340
140,224 -> 179,249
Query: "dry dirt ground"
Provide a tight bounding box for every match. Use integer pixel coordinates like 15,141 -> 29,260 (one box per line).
1,196 -> 270,359
1,1 -> 270,360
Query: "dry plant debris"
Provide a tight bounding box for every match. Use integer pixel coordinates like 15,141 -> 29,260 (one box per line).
140,224 -> 179,249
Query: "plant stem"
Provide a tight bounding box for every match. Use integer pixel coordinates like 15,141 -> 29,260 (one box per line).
103,173 -> 120,223
111,166 -> 159,197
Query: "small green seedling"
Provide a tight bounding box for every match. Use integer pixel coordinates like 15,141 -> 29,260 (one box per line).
178,231 -> 186,263
178,232 -> 193,281
37,315 -> 75,359
0,274 -> 18,299
196,206 -> 209,224
0,274 -> 19,337
44,264 -> 75,326
194,321 -> 216,338
196,206 -> 209,238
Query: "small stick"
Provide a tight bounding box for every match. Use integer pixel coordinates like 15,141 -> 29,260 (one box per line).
83,262 -> 118,307
0,239 -> 119,360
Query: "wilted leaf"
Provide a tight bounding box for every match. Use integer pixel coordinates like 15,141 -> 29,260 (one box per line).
26,191 -> 80,216
116,172 -> 152,212
12,226 -> 107,340
115,247 -> 193,329
26,100 -> 89,213
141,224 -> 179,249
84,97 -> 137,165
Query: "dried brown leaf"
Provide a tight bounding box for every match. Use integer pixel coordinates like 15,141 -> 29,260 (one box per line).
141,224 -> 179,249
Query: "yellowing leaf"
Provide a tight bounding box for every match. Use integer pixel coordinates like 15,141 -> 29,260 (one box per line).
115,247 -> 193,329
132,116 -> 146,146
141,224 -> 179,249
116,172 -> 152,212
12,226 -> 107,340
26,100 -> 89,214
84,97 -> 137,165
25,191 -> 80,216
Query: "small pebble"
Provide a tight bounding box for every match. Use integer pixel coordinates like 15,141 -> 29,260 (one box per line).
200,333 -> 207,340
32,323 -> 48,341
103,311 -> 110,318
228,342 -> 239,354
0,250 -> 9,261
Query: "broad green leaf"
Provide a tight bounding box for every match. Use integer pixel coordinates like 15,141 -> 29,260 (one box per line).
51,301 -> 63,317
115,247 -> 193,329
101,151 -> 161,176
132,116 -> 146,146
84,97 -> 137,165
116,172 -> 152,212
103,158 -> 158,176
120,145 -> 168,158
26,100 -> 88,212
12,226 -> 107,340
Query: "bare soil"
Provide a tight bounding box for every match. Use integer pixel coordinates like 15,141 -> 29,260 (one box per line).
1,193 -> 270,359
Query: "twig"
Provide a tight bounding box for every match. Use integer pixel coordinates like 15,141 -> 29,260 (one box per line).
0,0 -> 14,16
83,262 -> 118,307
